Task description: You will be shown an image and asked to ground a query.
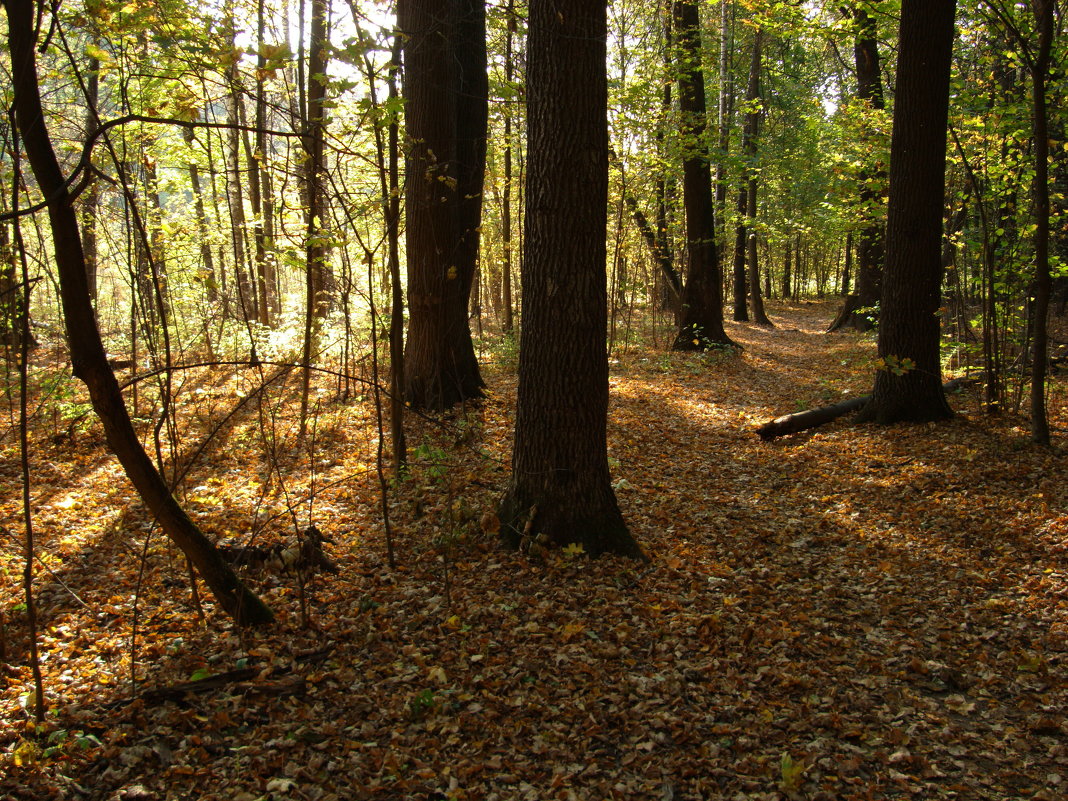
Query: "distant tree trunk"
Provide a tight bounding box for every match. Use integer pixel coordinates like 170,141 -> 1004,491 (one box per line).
841,230 -> 853,296
304,0 -> 332,319
225,8 -> 256,323
829,6 -> 886,332
715,0 -> 734,246
81,54 -> 100,308
250,0 -> 274,328
400,0 -> 488,410
672,0 -> 734,351
386,37 -> 407,470
857,0 -> 956,425
731,185 -> 749,322
1027,0 -> 1055,445
782,236 -> 791,298
183,127 -> 217,297
0,218 -> 19,353
3,0 -> 272,626
298,0 -> 331,437
743,28 -> 771,326
747,188 -> 770,324
500,0 -> 516,334
499,0 -> 644,560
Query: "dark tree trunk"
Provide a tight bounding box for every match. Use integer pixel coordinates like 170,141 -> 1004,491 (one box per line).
714,0 -> 734,247
1028,0 -> 1054,445
671,0 -> 734,351
759,378 -> 976,441
250,0 -> 274,328
742,28 -> 771,326
829,6 -> 886,332
782,237 -> 792,298
857,0 -> 956,425
731,185 -> 749,322
400,0 -> 488,410
500,0 -> 516,334
499,0 -> 643,560
81,54 -> 100,308
3,0 -> 272,626
841,230 -> 853,296
0,216 -> 19,353
609,145 -> 682,315
747,177 -> 771,325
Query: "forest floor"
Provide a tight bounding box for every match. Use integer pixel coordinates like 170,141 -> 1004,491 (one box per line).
1,300 -> 1067,801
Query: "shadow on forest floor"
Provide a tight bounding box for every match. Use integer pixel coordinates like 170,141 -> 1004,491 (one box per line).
2,300 -> 1067,801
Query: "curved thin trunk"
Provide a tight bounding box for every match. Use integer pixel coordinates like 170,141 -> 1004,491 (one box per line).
3,0 -> 272,626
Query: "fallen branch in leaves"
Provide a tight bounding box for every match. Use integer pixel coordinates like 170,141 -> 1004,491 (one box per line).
755,377 -> 979,441
109,646 -> 334,707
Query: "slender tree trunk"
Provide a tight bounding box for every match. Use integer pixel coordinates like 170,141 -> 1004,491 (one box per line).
184,126 -> 218,309
829,6 -> 886,332
250,0 -> 273,328
500,0 -> 516,334
743,29 -> 771,326
499,0 -> 643,559
81,54 -> 100,308
298,0 -> 331,437
782,236 -> 791,298
747,178 -> 771,325
3,0 -> 272,626
225,9 -> 256,323
1028,0 -> 1054,445
731,184 -> 749,321
715,0 -> 734,245
671,0 -> 734,351
857,0 -> 956,425
304,0 -> 332,319
386,37 -> 407,471
841,230 -> 853,296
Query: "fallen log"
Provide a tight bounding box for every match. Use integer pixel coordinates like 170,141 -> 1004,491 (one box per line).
756,377 -> 978,441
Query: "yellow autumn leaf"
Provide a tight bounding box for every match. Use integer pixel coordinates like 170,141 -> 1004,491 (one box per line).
560,622 -> 585,642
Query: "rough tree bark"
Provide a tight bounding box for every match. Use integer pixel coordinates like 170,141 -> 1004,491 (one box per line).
1025,0 -> 1055,445
856,0 -> 957,424
399,0 -> 488,410
4,0 -> 272,625
671,0 -> 734,351
499,0 -> 644,560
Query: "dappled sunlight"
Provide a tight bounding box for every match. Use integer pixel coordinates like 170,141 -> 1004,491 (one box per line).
2,302 -> 1067,799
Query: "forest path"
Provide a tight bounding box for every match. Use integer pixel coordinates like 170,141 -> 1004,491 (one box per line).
2,300 -> 1067,800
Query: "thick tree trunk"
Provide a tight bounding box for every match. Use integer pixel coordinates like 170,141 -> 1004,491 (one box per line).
856,0 -> 956,425
672,0 -> 734,351
499,0 -> 643,560
3,0 -> 272,626
400,0 -> 487,410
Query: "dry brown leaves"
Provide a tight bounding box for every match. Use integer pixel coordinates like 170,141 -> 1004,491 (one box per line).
1,301 -> 1067,800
